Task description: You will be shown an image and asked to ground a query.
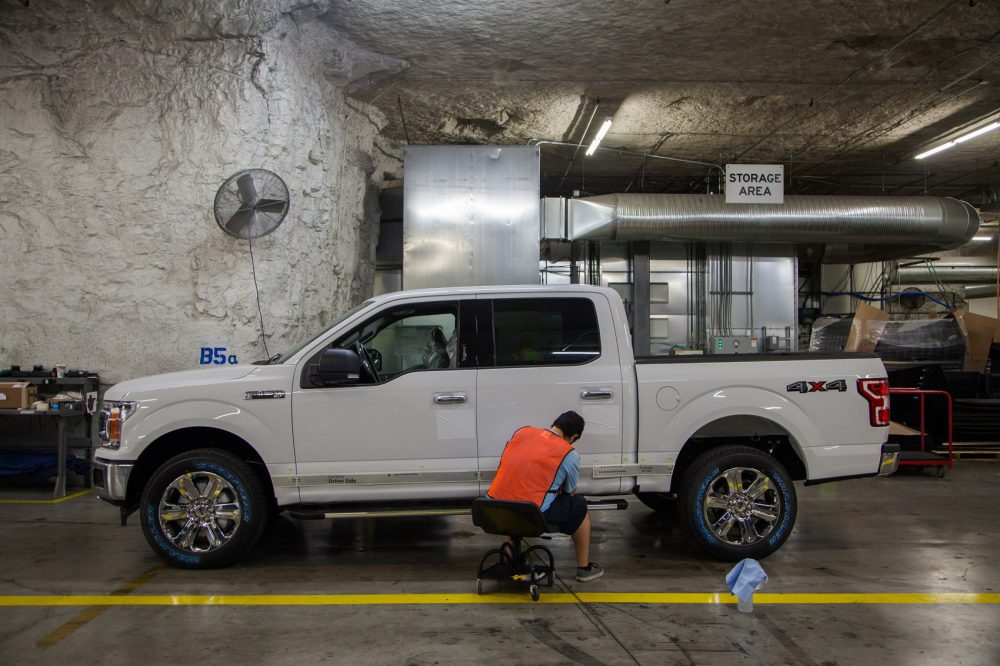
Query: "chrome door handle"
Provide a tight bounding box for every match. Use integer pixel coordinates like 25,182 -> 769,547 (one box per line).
434,393 -> 467,405
581,388 -> 613,400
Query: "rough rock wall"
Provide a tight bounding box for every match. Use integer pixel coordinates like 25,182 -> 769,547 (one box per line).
0,1 -> 404,384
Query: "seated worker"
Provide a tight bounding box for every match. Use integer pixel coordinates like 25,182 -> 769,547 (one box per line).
420,326 -> 449,369
486,411 -> 604,582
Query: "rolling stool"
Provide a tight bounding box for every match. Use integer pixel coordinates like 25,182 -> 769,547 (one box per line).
471,498 -> 556,601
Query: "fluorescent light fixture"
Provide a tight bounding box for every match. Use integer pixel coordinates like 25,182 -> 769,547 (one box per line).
915,141 -> 956,160
585,118 -> 613,156
955,121 -> 1000,143
971,235 -> 993,241
915,120 -> 1000,159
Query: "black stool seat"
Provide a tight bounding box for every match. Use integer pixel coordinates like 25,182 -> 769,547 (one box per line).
471,498 -> 555,601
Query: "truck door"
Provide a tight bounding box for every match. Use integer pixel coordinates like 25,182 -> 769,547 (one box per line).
290,297 -> 479,503
475,294 -> 626,495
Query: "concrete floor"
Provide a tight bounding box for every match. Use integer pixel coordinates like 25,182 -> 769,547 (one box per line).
0,463 -> 998,665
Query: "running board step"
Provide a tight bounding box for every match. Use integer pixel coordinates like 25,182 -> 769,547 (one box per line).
287,498 -> 629,521
291,507 -> 473,520
587,498 -> 629,511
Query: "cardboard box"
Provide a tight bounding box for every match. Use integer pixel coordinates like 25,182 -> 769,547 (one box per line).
844,302 -> 891,353
952,309 -> 1000,374
889,420 -> 922,436
0,382 -> 38,409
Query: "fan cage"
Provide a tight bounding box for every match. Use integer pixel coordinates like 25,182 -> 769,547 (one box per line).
213,168 -> 290,240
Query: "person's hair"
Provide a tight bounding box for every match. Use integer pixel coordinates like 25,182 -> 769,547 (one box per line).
552,411 -> 585,440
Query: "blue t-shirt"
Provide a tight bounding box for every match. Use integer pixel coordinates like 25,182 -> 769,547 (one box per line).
541,449 -> 580,512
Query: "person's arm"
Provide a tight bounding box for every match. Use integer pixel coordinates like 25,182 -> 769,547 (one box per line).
562,450 -> 580,494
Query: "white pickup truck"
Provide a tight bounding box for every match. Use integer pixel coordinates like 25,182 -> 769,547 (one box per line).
92,285 -> 898,568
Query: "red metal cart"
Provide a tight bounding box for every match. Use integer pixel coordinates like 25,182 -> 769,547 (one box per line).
889,387 -> 954,477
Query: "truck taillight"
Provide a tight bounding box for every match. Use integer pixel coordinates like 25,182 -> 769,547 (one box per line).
857,378 -> 890,427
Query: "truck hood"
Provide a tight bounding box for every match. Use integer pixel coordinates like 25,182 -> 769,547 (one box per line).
105,366 -> 259,400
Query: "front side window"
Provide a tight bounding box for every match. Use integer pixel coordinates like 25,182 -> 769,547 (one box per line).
493,298 -> 600,367
331,302 -> 459,383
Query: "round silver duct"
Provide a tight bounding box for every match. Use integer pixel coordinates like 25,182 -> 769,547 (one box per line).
567,194 -> 979,263
965,285 -> 1000,299
896,265 -> 999,285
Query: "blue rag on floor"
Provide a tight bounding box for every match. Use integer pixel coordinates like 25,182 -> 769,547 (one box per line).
726,558 -> 768,602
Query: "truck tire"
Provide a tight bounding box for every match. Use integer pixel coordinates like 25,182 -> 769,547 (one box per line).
139,449 -> 267,569
678,445 -> 796,562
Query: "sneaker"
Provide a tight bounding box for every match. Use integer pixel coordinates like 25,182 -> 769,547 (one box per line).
576,562 -> 604,582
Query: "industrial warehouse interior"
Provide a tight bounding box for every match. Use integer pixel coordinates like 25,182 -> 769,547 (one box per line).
1,1 -> 999,664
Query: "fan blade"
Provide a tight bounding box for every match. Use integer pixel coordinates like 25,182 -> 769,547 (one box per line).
236,173 -> 259,206
225,207 -> 255,237
255,198 -> 287,214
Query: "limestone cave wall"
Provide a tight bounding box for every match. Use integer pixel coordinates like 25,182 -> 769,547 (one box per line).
0,1 -> 403,383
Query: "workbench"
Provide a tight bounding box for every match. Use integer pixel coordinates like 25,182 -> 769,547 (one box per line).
0,376 -> 99,498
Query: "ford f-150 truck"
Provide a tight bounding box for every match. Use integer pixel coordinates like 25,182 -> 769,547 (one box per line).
92,285 -> 898,568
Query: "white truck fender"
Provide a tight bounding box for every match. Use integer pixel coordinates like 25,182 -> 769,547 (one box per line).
643,385 -> 824,480
122,399 -> 293,470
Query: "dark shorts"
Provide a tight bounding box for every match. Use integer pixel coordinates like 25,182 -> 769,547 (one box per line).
542,494 -> 588,535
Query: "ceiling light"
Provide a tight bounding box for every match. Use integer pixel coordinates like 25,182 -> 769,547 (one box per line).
585,118 -> 613,156
954,120 -> 1000,143
915,120 -> 1000,159
971,235 -> 993,241
915,141 -> 956,160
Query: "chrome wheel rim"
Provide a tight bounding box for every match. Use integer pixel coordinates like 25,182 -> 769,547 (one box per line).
158,471 -> 242,554
702,466 -> 781,546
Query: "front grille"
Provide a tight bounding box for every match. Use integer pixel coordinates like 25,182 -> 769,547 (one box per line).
92,467 -> 106,488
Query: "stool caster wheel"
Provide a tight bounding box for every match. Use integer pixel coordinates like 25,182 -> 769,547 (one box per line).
936,466 -> 947,478
529,584 -> 540,602
476,579 -> 483,595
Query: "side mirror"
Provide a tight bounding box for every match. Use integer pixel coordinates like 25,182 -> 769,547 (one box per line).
315,348 -> 361,386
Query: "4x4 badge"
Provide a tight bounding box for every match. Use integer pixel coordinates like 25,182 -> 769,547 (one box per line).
786,379 -> 848,393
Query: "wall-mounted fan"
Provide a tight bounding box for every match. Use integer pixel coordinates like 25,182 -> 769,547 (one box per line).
212,168 -> 291,361
213,169 -> 290,239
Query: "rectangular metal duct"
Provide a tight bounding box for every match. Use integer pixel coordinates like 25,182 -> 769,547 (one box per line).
541,197 -> 567,240
403,146 -> 541,289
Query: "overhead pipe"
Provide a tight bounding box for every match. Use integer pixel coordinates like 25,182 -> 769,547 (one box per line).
964,285 -> 1000,299
895,265 -> 999,285
564,194 -> 979,263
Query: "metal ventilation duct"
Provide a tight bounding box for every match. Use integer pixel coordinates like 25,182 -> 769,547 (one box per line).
895,265 -> 999,285
565,194 -> 979,263
965,285 -> 1000,299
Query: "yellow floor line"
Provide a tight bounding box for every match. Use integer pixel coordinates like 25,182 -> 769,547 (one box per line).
3,592 -> 999,607
0,489 -> 92,505
35,565 -> 165,648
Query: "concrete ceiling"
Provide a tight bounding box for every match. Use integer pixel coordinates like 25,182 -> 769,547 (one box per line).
327,0 -> 1000,201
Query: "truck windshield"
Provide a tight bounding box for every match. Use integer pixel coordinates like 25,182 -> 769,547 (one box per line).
274,301 -> 374,364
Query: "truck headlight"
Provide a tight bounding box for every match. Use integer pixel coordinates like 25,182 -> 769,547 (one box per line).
98,400 -> 138,448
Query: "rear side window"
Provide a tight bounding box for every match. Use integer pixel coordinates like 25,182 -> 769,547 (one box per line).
493,298 -> 600,367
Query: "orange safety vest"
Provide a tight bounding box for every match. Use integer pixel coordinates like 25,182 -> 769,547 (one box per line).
488,426 -> 574,508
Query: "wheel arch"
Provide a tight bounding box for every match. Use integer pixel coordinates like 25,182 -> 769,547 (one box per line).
126,426 -> 275,510
669,415 -> 808,493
